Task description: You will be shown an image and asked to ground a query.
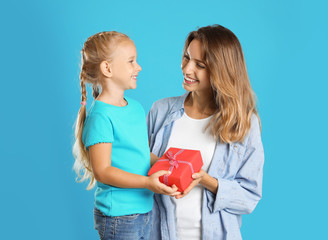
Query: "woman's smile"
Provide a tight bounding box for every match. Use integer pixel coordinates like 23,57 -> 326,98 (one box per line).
183,75 -> 199,85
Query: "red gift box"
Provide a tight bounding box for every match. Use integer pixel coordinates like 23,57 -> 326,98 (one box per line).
148,147 -> 203,192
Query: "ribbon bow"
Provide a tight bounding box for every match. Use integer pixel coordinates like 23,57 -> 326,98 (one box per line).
166,151 -> 181,169
157,149 -> 195,186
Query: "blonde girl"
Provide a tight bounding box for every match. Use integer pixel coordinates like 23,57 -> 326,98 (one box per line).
147,25 -> 264,240
73,31 -> 179,240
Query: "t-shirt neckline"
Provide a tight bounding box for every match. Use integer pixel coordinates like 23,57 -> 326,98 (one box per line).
96,97 -> 129,108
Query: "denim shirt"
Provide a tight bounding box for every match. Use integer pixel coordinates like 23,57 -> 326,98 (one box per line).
146,93 -> 264,240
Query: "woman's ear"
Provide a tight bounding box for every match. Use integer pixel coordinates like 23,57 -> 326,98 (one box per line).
100,61 -> 112,78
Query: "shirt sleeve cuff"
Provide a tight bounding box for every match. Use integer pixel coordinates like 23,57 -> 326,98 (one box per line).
206,178 -> 232,213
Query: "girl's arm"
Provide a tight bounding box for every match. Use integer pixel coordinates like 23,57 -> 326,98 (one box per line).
89,143 -> 180,195
150,152 -> 159,166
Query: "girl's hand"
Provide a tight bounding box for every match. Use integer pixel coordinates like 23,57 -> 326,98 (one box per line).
175,169 -> 206,199
146,170 -> 181,196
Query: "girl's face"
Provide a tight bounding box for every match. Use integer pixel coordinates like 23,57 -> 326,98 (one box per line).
181,39 -> 211,93
109,40 -> 142,90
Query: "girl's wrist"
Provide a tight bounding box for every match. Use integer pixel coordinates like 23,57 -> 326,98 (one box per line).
143,176 -> 150,190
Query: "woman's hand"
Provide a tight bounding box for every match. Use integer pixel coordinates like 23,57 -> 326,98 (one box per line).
146,170 -> 181,196
175,169 -> 206,199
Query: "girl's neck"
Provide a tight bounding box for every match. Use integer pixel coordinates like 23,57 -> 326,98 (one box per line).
97,84 -> 127,107
184,91 -> 216,119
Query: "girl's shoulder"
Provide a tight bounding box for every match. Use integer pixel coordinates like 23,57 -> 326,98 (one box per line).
87,100 -> 108,116
83,102 -> 113,129
124,96 -> 142,108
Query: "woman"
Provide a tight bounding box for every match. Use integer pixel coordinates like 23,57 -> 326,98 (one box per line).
147,25 -> 264,240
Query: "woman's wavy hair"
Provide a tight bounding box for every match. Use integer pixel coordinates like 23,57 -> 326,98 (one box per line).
73,31 -> 129,189
183,25 -> 260,143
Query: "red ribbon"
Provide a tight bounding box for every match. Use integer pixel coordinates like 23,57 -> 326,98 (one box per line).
157,149 -> 195,185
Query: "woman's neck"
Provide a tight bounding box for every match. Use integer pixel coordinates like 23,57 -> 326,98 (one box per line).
184,91 -> 216,119
97,83 -> 127,107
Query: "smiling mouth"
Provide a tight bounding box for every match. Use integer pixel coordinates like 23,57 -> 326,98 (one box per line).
132,75 -> 138,80
184,76 -> 199,85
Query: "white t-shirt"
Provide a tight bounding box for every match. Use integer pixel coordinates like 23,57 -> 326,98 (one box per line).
165,112 -> 216,240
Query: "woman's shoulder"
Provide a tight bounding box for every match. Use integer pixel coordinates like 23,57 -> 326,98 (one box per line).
250,113 -> 261,136
244,113 -> 262,148
150,93 -> 187,113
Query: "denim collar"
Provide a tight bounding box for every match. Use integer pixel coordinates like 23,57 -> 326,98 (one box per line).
172,92 -> 189,112
162,92 -> 189,127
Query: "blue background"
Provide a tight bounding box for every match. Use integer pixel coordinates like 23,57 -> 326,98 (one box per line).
1,0 -> 327,239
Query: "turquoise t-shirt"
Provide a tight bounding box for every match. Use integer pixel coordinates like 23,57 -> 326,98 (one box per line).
82,97 -> 153,216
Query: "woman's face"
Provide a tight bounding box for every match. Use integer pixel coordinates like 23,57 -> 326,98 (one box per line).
181,39 -> 211,93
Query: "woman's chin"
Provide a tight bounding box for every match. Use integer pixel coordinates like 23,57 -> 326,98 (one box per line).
182,82 -> 196,91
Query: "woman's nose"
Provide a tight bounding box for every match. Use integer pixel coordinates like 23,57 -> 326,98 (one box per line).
182,61 -> 193,74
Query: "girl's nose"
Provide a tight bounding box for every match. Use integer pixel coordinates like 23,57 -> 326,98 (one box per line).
136,63 -> 142,72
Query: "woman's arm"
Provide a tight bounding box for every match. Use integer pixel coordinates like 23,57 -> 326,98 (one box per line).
177,116 -> 264,212
208,116 -> 264,215
199,171 -> 218,194
89,143 -> 179,195
183,116 -> 264,215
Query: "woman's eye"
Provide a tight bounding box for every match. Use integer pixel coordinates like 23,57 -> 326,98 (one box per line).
129,60 -> 134,63
197,63 -> 205,69
183,55 -> 190,60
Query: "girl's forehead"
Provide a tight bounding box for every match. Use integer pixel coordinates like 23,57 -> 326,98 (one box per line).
112,39 -> 136,58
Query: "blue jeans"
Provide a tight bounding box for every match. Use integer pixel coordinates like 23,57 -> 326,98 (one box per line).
94,208 -> 152,240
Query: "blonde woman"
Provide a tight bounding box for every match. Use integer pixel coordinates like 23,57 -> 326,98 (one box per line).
147,25 -> 264,240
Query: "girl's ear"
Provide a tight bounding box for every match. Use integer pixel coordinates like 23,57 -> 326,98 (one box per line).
100,61 -> 112,78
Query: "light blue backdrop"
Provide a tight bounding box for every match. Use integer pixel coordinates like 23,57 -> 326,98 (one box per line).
1,0 -> 327,239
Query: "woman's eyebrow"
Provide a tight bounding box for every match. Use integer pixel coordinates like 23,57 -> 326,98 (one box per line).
185,52 -> 205,64
194,58 -> 205,64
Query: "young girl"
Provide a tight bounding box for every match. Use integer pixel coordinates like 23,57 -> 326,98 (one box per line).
147,25 -> 264,240
73,31 -> 179,240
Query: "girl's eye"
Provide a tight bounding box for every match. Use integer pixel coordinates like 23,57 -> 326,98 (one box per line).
129,60 -> 134,63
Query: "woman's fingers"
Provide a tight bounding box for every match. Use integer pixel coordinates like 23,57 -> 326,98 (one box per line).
150,170 -> 204,196
169,185 -> 181,196
192,169 -> 205,179
192,173 -> 200,179
155,181 -> 180,195
175,178 -> 202,199
171,184 -> 178,192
